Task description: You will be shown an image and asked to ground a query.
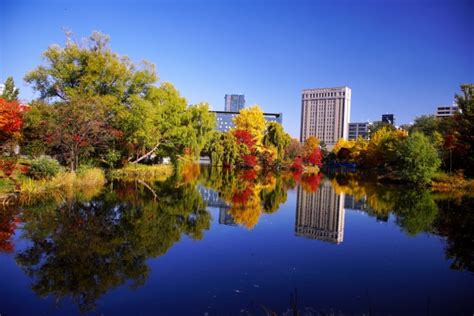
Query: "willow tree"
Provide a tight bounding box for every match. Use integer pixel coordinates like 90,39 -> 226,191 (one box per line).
263,122 -> 291,160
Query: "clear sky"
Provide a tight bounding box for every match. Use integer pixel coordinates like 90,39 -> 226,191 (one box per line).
1,0 -> 473,137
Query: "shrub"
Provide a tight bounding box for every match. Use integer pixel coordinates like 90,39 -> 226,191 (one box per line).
28,156 -> 62,179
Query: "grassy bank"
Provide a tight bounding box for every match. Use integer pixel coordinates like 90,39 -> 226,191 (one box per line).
18,167 -> 106,203
109,164 -> 173,181
431,172 -> 474,194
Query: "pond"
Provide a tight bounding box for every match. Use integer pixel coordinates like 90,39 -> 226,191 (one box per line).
0,165 -> 473,315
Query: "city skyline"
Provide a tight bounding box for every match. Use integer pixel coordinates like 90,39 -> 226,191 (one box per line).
1,0 -> 472,138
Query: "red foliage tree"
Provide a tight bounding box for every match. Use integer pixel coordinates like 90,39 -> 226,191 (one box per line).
232,185 -> 253,204
305,148 -> 323,167
291,156 -> 303,170
233,129 -> 256,152
240,169 -> 257,181
301,173 -> 323,192
242,154 -> 257,168
0,212 -> 20,253
0,98 -> 24,143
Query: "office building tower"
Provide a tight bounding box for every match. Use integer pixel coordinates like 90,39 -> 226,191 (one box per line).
300,86 -> 351,151
381,114 -> 395,125
436,105 -> 459,118
295,180 -> 345,244
212,111 -> 283,133
224,94 -> 245,112
348,122 -> 370,140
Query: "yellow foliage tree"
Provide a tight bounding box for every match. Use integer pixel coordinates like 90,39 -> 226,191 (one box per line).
303,136 -> 320,156
233,105 -> 266,145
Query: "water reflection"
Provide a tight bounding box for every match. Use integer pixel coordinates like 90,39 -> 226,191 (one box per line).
14,175 -> 211,313
295,180 -> 345,244
1,165 -> 472,314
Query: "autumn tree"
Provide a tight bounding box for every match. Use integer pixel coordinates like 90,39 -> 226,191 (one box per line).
284,138 -> 303,161
233,105 -> 266,146
47,97 -> 117,170
0,98 -> 24,153
1,77 -> 19,101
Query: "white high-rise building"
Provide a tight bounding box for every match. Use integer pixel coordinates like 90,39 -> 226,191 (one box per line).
300,86 -> 351,150
295,180 -> 345,244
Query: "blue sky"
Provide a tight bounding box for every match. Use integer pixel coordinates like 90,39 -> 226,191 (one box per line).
1,0 -> 473,137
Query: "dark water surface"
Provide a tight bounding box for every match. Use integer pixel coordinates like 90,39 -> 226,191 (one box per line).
0,166 -> 473,315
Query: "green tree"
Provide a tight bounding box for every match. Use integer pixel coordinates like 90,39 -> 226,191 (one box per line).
263,122 -> 291,161
209,132 -> 240,167
1,77 -> 19,101
24,31 -> 156,103
396,132 -> 441,185
453,84 -> 474,176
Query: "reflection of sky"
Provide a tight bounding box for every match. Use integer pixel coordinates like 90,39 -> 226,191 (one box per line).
1,189 -> 473,315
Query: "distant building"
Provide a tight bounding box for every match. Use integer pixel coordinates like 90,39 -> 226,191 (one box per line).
344,195 -> 367,211
197,186 -> 235,226
224,94 -> 245,112
218,208 -> 236,226
0,84 -> 4,95
212,110 -> 283,133
348,122 -> 370,140
436,105 -> 459,118
300,86 -> 351,151
381,114 -> 395,125
295,180 -> 345,244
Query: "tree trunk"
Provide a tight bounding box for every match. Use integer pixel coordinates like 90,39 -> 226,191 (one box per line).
130,142 -> 160,164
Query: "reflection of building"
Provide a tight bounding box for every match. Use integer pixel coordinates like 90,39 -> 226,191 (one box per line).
295,180 -> 345,244
348,122 -> 370,140
211,111 -> 283,133
344,195 -> 367,210
218,208 -> 235,225
300,86 -> 351,151
225,94 -> 245,112
197,186 -> 235,225
381,114 -> 395,125
436,105 -> 459,118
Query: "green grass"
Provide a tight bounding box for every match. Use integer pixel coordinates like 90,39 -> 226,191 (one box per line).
0,178 -> 15,194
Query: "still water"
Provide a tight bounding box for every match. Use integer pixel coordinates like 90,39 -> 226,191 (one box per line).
0,165 -> 473,315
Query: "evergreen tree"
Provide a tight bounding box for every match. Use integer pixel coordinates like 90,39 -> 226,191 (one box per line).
1,76 -> 19,101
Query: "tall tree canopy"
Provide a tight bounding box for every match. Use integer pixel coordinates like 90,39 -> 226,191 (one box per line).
1,77 -> 20,101
24,32 -> 156,103
22,31 -> 215,166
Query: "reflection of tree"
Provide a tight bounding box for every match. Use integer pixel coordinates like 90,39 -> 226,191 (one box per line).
330,175 -> 438,231
199,166 -> 294,228
329,176 -> 474,273
0,206 -> 20,253
394,189 -> 438,235
16,177 -> 210,313
433,197 -> 474,273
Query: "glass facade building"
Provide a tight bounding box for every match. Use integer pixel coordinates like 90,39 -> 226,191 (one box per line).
212,111 -> 283,132
224,94 -> 245,112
